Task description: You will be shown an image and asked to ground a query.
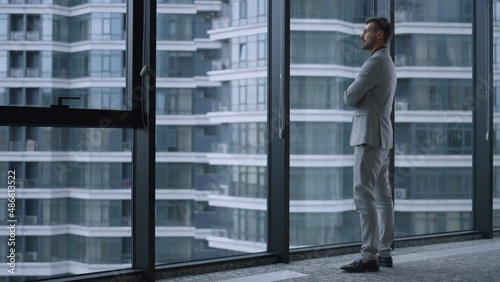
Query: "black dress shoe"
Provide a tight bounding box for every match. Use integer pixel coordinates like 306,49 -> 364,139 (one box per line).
340,258 -> 379,272
378,256 -> 393,267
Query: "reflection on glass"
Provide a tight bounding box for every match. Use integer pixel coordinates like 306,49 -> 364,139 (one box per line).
0,1 -> 127,110
289,0 -> 373,248
394,0 -> 473,236
494,0 -> 500,229
0,126 -> 132,281
155,0 -> 268,264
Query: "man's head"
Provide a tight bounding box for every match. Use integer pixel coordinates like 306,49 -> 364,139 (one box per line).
361,17 -> 393,52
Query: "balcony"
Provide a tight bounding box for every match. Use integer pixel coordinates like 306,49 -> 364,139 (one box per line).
212,143 -> 228,153
395,10 -> 413,22
395,100 -> 409,111
212,58 -> 230,71
25,215 -> 39,225
10,68 -> 24,78
26,139 -> 37,151
11,31 -> 25,41
395,54 -> 411,66
212,100 -> 230,112
9,141 -> 23,151
212,17 -> 230,29
26,67 -> 40,78
9,0 -> 43,3
25,178 -> 40,188
27,31 -> 40,41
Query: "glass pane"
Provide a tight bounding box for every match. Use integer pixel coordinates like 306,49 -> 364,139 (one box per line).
0,0 -> 128,110
0,126 -> 132,281
155,0 -> 268,264
394,0 -> 473,236
289,0 -> 373,248
494,0 -> 500,229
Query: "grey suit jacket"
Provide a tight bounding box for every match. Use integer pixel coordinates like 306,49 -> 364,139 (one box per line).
344,47 -> 397,149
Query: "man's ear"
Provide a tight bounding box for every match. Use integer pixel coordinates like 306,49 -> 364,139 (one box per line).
377,31 -> 385,41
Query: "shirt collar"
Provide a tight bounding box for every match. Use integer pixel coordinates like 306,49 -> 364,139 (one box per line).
371,46 -> 387,56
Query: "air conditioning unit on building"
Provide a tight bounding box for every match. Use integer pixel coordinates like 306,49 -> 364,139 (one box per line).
395,101 -> 408,111
26,252 -> 38,262
394,188 -> 407,199
25,215 -> 38,225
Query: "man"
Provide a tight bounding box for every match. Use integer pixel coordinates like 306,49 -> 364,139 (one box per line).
340,17 -> 397,273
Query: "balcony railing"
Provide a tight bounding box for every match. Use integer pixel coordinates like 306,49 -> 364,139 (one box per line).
9,141 -> 23,151
27,31 -> 40,41
11,31 -> 24,41
26,68 -> 40,78
212,17 -> 230,29
11,0 -> 44,3
395,10 -> 413,22
212,228 -> 229,237
212,58 -> 230,71
212,142 -> 228,153
211,100 -> 230,112
10,68 -> 24,78
25,178 -> 39,188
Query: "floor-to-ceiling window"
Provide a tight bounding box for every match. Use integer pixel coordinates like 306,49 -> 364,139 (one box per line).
394,0 -> 473,236
0,0 -> 497,281
155,0 -> 268,264
288,0 -> 373,248
0,1 -> 132,281
0,126 -> 132,282
493,0 -> 500,229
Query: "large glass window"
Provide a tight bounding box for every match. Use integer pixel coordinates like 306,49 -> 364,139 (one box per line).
0,126 -> 132,281
394,0 -> 473,236
493,0 -> 500,229
155,0 -> 268,264
289,0 -> 373,249
0,7 -> 128,110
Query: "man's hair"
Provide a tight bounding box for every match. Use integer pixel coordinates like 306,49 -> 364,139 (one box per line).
365,17 -> 393,44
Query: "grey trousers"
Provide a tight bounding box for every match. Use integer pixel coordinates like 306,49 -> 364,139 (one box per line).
353,144 -> 394,260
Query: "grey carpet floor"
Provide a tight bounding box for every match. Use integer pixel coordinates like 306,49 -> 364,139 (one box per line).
161,237 -> 500,282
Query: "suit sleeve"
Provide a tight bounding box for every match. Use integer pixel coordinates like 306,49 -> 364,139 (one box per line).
343,58 -> 380,107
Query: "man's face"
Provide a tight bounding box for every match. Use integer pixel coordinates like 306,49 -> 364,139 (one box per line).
360,22 -> 381,50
